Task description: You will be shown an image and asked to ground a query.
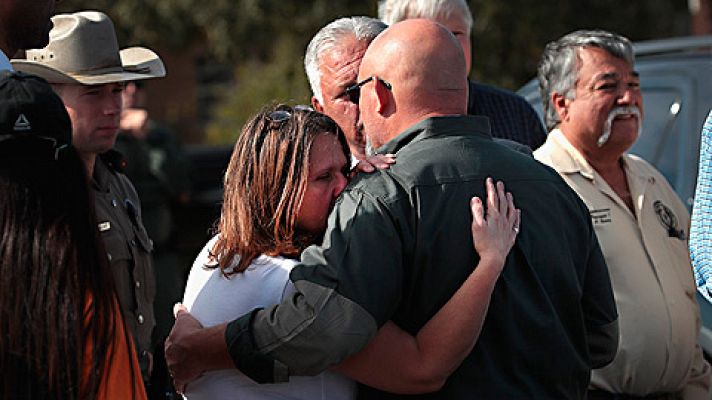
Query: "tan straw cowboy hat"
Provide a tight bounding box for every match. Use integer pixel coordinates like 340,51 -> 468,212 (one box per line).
12,11 -> 165,85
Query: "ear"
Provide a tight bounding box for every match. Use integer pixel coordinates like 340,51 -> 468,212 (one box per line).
552,92 -> 571,122
311,96 -> 324,112
373,79 -> 391,114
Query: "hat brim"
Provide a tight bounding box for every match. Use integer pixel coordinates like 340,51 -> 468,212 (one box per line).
12,47 -> 166,85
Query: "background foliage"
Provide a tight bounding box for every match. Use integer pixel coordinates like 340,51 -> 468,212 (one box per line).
57,0 -> 691,144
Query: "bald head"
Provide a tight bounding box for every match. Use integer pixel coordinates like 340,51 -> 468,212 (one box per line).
365,19 -> 466,105
358,19 -> 468,149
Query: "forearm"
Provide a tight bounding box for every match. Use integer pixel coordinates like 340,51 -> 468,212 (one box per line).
335,255 -> 503,394
199,323 -> 235,371
166,321 -> 234,386
414,255 -> 502,371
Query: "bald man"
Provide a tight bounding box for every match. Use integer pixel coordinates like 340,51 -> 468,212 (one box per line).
166,20 -> 618,398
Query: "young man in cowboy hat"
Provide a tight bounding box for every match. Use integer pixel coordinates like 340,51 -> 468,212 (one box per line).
12,10 -> 165,385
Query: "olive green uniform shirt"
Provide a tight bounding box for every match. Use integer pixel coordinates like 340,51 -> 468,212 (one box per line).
92,156 -> 156,378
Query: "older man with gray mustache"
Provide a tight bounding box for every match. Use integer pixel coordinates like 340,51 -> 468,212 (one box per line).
534,29 -> 711,400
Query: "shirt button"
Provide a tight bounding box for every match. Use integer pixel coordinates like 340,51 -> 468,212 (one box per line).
135,280 -> 141,288
131,239 -> 137,246
111,199 -> 118,207
107,253 -> 112,261
138,314 -> 144,324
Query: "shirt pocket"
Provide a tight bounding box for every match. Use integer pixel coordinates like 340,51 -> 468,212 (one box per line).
100,230 -> 134,308
658,232 -> 697,298
102,229 -> 132,267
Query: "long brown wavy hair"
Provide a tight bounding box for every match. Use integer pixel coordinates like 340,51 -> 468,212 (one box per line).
210,104 -> 349,276
0,137 -> 134,399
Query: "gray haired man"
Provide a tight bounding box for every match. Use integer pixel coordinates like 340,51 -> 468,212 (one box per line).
304,15 -> 531,162
534,29 -> 711,400
305,16 -> 387,163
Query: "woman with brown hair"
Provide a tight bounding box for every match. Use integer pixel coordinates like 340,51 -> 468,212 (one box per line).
181,104 -> 519,399
0,72 -> 145,399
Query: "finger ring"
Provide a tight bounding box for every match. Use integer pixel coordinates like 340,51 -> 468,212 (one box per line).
513,226 -> 519,233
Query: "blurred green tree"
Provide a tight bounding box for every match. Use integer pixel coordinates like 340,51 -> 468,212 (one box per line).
56,0 -> 693,144
469,0 -> 690,88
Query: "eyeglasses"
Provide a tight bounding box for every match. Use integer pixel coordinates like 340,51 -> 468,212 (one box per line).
343,76 -> 392,104
267,110 -> 292,124
266,105 -> 314,126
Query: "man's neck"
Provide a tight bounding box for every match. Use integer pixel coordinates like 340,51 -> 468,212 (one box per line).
561,128 -> 624,174
560,128 -> 635,212
587,155 -> 625,181
594,157 -> 635,214
575,141 -> 634,214
387,111 -> 463,143
81,152 -> 97,179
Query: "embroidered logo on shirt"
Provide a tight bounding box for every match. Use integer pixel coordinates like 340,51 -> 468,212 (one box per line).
98,221 -> 111,232
590,208 -> 612,225
653,200 -> 686,240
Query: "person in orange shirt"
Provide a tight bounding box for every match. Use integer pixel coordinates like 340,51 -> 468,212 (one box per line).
0,72 -> 145,399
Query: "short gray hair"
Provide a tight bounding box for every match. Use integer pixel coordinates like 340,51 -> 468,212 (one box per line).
538,29 -> 634,131
378,0 -> 473,33
304,16 -> 387,104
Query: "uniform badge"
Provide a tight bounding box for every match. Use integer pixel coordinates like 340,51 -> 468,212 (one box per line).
98,221 -> 111,232
653,200 -> 685,240
590,208 -> 612,225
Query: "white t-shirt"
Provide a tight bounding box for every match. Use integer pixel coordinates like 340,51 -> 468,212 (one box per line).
182,236 -> 356,400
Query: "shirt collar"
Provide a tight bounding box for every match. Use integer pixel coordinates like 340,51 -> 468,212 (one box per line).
91,156 -> 111,192
542,129 -> 598,180
377,115 -> 492,155
543,128 -> 653,183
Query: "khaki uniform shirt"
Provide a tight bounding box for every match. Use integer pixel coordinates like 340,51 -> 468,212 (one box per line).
92,156 -> 156,378
535,129 -> 711,399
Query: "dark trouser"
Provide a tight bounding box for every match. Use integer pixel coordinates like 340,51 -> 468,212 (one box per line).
587,390 -> 682,400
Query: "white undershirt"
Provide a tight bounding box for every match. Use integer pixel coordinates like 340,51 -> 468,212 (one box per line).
182,236 -> 356,400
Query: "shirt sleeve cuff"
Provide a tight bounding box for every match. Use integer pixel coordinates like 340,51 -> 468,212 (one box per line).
225,309 -> 290,383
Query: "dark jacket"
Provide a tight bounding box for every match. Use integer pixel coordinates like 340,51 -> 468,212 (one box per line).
468,80 -> 547,150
